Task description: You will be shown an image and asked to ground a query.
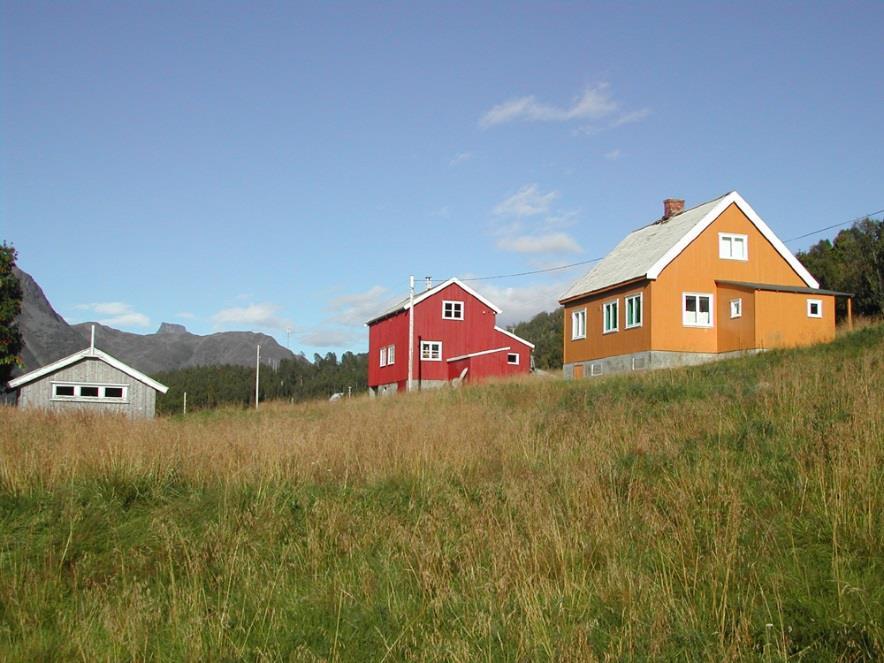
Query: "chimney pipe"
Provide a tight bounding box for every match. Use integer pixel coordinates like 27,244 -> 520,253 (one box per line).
425,276 -> 433,291
663,198 -> 685,220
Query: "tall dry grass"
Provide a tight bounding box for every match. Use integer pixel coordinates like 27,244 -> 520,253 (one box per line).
1,324 -> 882,661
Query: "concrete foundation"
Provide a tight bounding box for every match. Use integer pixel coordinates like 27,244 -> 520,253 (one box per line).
564,348 -> 761,379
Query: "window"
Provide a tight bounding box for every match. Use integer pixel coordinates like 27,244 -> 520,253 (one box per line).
603,300 -> 619,333
379,347 -> 387,367
719,233 -> 748,261
507,353 -> 519,365
420,341 -> 442,361
625,294 -> 642,329
442,300 -> 464,320
807,299 -> 822,318
683,293 -> 713,327
51,383 -> 128,401
386,344 -> 395,365
590,363 -> 603,376
730,298 -> 743,318
571,309 -> 586,340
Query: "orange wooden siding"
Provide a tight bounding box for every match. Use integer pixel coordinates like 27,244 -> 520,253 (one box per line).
563,282 -> 651,364
755,291 -> 834,349
716,285 -> 757,353
650,203 -> 809,353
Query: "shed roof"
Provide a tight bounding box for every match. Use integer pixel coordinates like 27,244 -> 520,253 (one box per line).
559,191 -> 819,303
8,346 -> 169,394
716,280 -> 853,297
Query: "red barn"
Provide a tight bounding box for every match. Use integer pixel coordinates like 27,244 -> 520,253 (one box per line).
366,278 -> 535,394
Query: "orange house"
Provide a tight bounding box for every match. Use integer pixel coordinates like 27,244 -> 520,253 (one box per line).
559,192 -> 850,378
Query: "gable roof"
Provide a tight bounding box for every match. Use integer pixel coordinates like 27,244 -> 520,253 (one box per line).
8,346 -> 169,394
366,277 -> 502,325
559,191 -> 819,303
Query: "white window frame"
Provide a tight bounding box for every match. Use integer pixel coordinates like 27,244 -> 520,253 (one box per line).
420,340 -> 442,361
379,347 -> 387,367
682,293 -> 714,328
507,353 -> 519,365
571,308 -> 586,340
807,299 -> 822,318
730,298 -> 743,319
603,299 -> 619,334
386,344 -> 395,365
624,293 -> 642,329
719,233 -> 748,261
442,300 -> 464,320
51,382 -> 129,403
590,363 -> 603,376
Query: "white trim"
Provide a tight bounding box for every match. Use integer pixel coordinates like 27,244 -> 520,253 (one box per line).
494,326 -> 535,349
682,292 -> 714,328
646,192 -> 819,288
603,299 -> 619,334
51,381 -> 130,403
446,346 -> 510,362
441,299 -> 464,320
624,292 -> 643,329
730,298 -> 743,319
807,298 -> 822,318
718,232 -> 749,261
379,347 -> 387,367
8,346 -> 169,393
507,352 -> 519,365
571,308 -> 587,340
420,340 -> 443,361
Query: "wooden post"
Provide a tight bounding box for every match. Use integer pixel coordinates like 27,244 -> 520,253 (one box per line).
847,297 -> 853,331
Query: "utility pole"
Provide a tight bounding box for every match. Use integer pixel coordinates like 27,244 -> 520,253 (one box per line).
407,275 -> 415,392
255,344 -> 261,410
183,391 -> 187,416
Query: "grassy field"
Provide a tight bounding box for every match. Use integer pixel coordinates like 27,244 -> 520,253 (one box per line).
1,324 -> 882,661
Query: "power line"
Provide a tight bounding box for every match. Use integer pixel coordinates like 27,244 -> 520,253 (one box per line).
783,208 -> 884,243
458,256 -> 605,282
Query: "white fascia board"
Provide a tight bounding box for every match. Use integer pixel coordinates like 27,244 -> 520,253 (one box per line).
646,191 -> 819,288
412,278 -> 503,314
446,346 -> 511,363
8,347 -> 169,394
494,326 -> 536,349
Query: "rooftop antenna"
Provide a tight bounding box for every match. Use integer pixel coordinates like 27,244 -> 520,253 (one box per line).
90,325 -> 96,354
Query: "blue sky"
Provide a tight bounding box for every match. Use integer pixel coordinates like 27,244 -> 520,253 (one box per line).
3,2 -> 883,356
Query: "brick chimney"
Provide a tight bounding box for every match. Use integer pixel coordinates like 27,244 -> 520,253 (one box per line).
663,198 -> 685,220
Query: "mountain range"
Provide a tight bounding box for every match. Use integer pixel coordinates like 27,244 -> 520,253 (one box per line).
14,267 -> 300,376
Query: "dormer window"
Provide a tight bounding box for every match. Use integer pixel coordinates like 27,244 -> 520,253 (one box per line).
719,233 -> 748,261
442,300 -> 464,320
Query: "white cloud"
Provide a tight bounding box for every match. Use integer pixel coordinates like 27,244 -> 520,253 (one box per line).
298,328 -> 363,348
327,285 -> 394,326
449,151 -> 473,166
604,148 -> 622,161
75,302 -> 151,328
611,108 -> 651,127
480,83 -> 618,128
493,184 -> 559,218
496,232 -> 582,254
211,303 -> 291,330
477,281 -> 572,326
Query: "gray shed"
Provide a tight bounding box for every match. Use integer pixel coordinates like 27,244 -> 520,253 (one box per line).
7,344 -> 169,419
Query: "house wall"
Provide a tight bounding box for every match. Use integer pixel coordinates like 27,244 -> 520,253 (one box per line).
716,285 -> 757,352
17,357 -> 157,418
755,291 -> 835,349
368,282 -> 532,390
650,203 -> 809,353
563,281 -> 651,364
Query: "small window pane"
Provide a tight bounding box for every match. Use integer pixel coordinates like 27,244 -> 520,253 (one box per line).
55,385 -> 75,396
507,353 -> 519,364
685,296 -> 697,313
104,387 -> 124,398
80,386 -> 99,397
699,297 -> 709,314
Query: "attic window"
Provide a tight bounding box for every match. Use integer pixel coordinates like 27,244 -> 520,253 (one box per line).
442,300 -> 464,320
719,233 -> 748,261
507,353 -> 519,365
51,383 -> 129,402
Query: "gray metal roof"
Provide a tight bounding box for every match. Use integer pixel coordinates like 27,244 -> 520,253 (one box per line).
560,194 -> 729,302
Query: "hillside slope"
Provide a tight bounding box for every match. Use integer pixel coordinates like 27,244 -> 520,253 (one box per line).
1,323 -> 881,660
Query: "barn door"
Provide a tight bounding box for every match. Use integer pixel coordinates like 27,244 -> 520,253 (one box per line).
573,364 -> 584,379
